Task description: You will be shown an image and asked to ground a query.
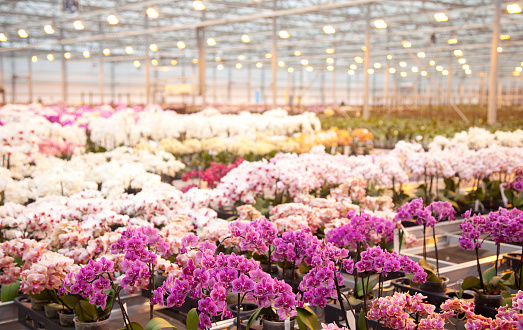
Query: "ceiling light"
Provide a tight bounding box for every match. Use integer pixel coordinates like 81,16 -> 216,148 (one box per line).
442,70 -> 449,75
74,20 -> 84,30
241,34 -> 251,43
348,70 -> 354,75
374,63 -> 381,69
462,64 -> 469,70
278,61 -> 285,67
454,49 -> 463,57
44,25 -> 55,34
177,41 -> 186,49
83,51 -> 90,58
515,71 -> 521,77
64,52 -> 71,59
497,47 -> 503,52
236,63 -> 242,69
402,40 -> 411,48
367,69 -> 374,74
279,30 -> 290,39
326,48 -> 335,54
389,68 -> 396,73
207,38 -> 216,46
516,67 -> 523,72
149,44 -> 158,52
500,35 -> 510,40
301,59 -> 309,65
458,58 -> 466,64
326,58 -> 334,64
256,62 -> 263,68
507,3 -> 522,14
399,61 -> 407,67
31,56 -> 38,63
400,72 -> 407,77
465,69 -> 471,75
193,1 -> 206,10
214,57 -> 221,62
265,53 -> 272,59
288,67 -> 294,73
171,59 -> 178,65
192,59 -> 198,64
146,8 -> 159,18
429,60 -> 436,66
152,59 -> 158,66
18,29 -> 28,38
134,60 -> 141,68
421,71 -> 427,76
417,52 -> 426,58
387,55 -> 392,60
350,64 -> 357,70
326,65 -> 333,71
354,56 -> 363,63
103,48 -> 111,56
125,46 -> 133,54
0,33 -> 7,42
107,14 -> 119,25
47,54 -> 54,61
306,66 -> 313,72
448,38 -> 458,44
294,51 -> 302,56
238,55 -> 245,60
436,65 -> 443,71
323,25 -> 336,34
374,20 -> 387,29
411,66 -> 419,72
217,64 -> 224,70
434,12 -> 448,22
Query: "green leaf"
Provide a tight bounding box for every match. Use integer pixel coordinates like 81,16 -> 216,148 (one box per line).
61,294 -> 78,310
296,307 -> 318,330
246,307 -> 262,330
460,276 -> 481,297
74,300 -> 98,322
358,310 -> 367,330
118,322 -> 144,330
145,318 -> 177,330
187,308 -> 199,330
348,296 -> 362,307
296,315 -> 307,330
483,266 -> 496,284
1,281 -> 19,302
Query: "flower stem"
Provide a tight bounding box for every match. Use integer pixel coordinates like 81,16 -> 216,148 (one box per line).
475,246 -> 486,294
149,263 -> 155,321
518,245 -> 523,291
333,271 -> 351,330
432,227 -> 439,277
237,292 -> 241,330
495,244 -> 500,276
423,224 -> 427,260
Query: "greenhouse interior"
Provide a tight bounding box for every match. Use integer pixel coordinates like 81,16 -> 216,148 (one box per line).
1,0 -> 523,329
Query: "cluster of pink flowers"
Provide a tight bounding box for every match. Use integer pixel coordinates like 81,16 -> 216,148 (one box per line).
38,138 -> 82,158
20,251 -> 78,294
395,198 -> 456,227
0,238 -> 47,285
182,158 -> 244,189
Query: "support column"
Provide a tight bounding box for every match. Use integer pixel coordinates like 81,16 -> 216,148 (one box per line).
213,65 -> 217,104
362,5 -> 371,119
447,55 -> 452,105
332,70 -> 336,105
271,0 -> 278,107
488,0 -> 501,124
384,66 -> 389,108
145,16 -> 150,104
61,51 -> 67,103
248,65 -> 252,104
99,43 -> 104,104
10,54 -> 15,103
0,55 -> 4,104
196,27 -> 206,105
27,52 -> 33,103
111,63 -> 115,102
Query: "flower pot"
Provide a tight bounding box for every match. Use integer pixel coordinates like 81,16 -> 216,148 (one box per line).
44,303 -> 61,319
474,293 -> 502,308
74,315 -> 111,330
227,303 -> 258,317
262,318 -> 295,330
260,263 -> 279,276
419,276 -> 449,293
30,298 -> 49,311
59,310 -> 75,327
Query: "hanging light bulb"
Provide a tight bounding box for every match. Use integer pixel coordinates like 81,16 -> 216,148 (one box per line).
411,67 -> 419,72
350,64 -> 357,70
326,58 -> 334,64
278,61 -> 285,67
193,1 -> 206,10
134,60 -> 141,68
516,67 -> 523,72
47,54 -> 54,61
31,56 -> 38,62
265,53 -> 272,59
326,48 -> 335,54
279,30 -> 290,39
306,66 -> 313,72
18,29 -> 28,38
429,60 -> 436,66
462,64 -> 470,70
0,33 -> 7,42
436,66 -> 443,71
236,63 -> 242,69
389,68 -> 396,73
241,34 -> 251,43
367,69 -> 374,74
207,38 -> 216,46
458,58 -> 466,64
448,38 -> 458,44
103,49 -> 111,56
500,35 -> 511,40
238,55 -> 245,60
288,67 -> 294,73
374,20 -> 387,29
149,44 -> 158,52
399,61 -> 407,67
421,71 -> 427,76
387,55 -> 392,60
171,59 -> 178,65
442,70 -> 449,75
465,69 -> 471,75
146,8 -> 159,18
64,52 -> 71,59
217,64 -> 224,70
294,51 -> 302,56
434,12 -> 448,22
177,41 -> 186,49
354,56 -> 363,63
107,14 -> 119,25
125,46 -> 133,54
402,40 -> 411,48
497,47 -> 503,53
74,20 -> 85,30
327,65 -> 334,71
301,59 -> 309,65
44,25 -> 55,34
83,51 -> 90,58
400,72 -> 407,77
374,63 -> 381,69
347,70 -> 354,75
151,59 -> 158,66
507,3 -> 522,14
323,25 -> 336,34
256,62 -> 263,68
192,59 -> 198,64
417,52 -> 426,58
454,49 -> 463,57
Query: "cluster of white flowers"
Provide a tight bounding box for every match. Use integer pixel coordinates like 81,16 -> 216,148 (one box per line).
429,127 -> 523,150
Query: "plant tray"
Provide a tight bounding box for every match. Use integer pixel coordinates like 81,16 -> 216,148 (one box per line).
14,296 -> 75,330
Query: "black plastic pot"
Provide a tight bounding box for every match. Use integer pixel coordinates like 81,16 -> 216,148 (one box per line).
227,303 -> 258,318
419,276 -> 449,293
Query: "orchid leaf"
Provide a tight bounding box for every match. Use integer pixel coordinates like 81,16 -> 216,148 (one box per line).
358,310 -> 367,330
246,307 -> 262,330
74,300 -> 97,322
459,276 -> 481,297
1,281 -> 19,302
187,308 -> 199,330
483,267 -> 496,284
296,306 -> 318,330
118,322 -> 144,330
145,317 -> 177,330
